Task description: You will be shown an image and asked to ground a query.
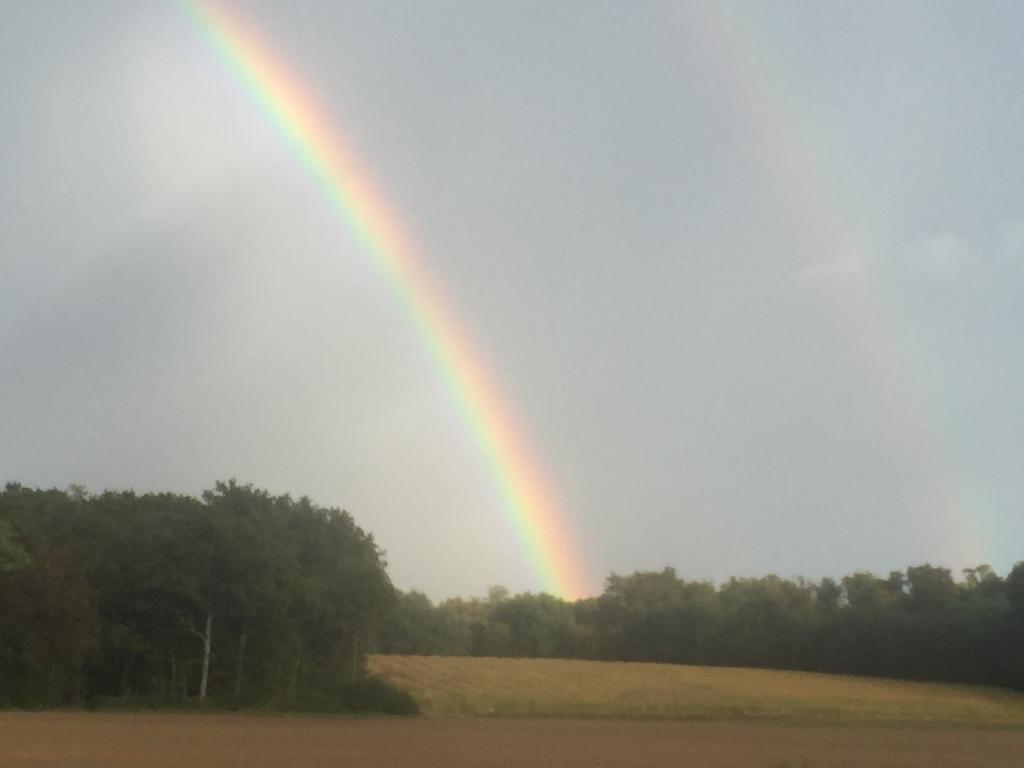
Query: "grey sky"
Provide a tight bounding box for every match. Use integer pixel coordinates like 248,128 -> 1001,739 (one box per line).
2,0 -> 1021,598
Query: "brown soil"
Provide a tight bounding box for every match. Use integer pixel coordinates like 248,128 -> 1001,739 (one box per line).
1,712 -> 1022,767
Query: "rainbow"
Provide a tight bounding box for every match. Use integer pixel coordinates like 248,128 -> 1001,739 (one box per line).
694,4 -> 989,570
186,1 -> 590,598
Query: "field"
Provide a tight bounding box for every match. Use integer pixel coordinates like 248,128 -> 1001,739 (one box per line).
4,658 -> 1024,767
368,655 -> 1024,727
3,712 -> 1024,767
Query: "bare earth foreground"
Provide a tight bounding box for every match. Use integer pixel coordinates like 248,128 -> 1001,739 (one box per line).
2,712 -> 1024,768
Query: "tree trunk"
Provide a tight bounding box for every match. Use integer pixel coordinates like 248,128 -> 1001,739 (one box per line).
234,621 -> 249,699
120,655 -> 135,697
156,652 -> 163,700
288,647 -> 303,704
198,611 -> 213,702
74,664 -> 84,706
184,609 -> 215,703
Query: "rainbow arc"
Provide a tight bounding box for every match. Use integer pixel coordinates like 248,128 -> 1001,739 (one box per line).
189,1 -> 590,598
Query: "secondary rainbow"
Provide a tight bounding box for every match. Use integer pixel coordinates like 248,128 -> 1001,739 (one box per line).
187,1 -> 590,598
693,4 -> 987,569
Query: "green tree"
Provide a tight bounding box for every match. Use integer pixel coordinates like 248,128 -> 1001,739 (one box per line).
0,518 -> 28,573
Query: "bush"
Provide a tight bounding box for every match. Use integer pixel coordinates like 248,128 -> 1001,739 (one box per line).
337,677 -> 420,715
285,677 -> 420,715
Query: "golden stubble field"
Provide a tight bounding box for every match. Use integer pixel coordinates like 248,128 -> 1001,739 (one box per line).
368,655 -> 1024,727
2,712 -> 1024,768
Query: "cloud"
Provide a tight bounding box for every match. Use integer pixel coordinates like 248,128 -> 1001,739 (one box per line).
904,223 -> 1023,289
915,232 -> 971,279
996,220 -> 1024,262
798,247 -> 867,285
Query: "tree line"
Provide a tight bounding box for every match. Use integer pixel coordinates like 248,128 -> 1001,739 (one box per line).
3,480 -> 1022,710
377,564 -> 1024,689
0,481 -> 408,711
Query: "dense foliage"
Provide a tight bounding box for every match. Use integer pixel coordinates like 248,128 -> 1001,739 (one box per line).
0,481 -> 405,711
377,564 -> 1024,690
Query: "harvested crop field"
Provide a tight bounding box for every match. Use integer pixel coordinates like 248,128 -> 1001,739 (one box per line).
369,655 -> 1024,727
2,712 -> 1024,767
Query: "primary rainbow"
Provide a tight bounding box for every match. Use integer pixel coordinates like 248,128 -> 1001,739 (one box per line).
188,1 -> 590,598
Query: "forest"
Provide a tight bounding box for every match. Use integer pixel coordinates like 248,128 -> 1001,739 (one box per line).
1,481 -> 1022,711
378,565 -> 1024,689
0,482 -> 404,710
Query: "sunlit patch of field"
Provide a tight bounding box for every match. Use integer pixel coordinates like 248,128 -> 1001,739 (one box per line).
368,655 -> 1024,726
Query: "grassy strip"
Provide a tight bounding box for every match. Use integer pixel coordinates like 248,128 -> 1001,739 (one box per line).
16,677 -> 421,716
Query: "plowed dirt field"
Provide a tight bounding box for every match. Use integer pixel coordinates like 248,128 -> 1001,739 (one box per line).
1,712 -> 1023,768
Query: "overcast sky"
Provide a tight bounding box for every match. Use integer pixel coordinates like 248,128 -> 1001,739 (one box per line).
2,0 -> 1022,598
